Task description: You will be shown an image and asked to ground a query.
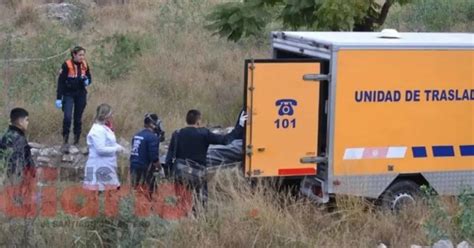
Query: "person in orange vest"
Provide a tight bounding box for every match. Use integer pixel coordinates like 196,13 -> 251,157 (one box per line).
55,46 -> 92,146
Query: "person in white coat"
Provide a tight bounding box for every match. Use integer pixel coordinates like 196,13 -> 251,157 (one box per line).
83,103 -> 124,191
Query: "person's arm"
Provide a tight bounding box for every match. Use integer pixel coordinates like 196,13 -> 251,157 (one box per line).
25,143 -> 35,169
206,125 -> 243,145
23,140 -> 36,178
57,63 -> 68,100
147,134 -> 160,167
10,134 -> 24,170
164,131 -> 177,174
206,110 -> 246,145
86,64 -> 92,86
90,130 -> 120,156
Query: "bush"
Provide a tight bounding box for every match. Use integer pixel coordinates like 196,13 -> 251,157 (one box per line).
93,32 -> 150,81
421,185 -> 474,244
385,0 -> 474,32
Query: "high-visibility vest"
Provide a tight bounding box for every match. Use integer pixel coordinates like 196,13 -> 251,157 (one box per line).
65,59 -> 88,78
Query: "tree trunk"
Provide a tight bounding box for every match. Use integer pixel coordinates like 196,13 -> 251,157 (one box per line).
353,0 -> 394,31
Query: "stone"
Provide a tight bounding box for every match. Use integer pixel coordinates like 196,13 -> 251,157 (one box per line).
410,245 -> 423,248
36,3 -> 81,22
31,148 -> 40,156
37,156 -> 51,164
39,147 -> 62,157
457,241 -> 472,248
80,146 -> 89,155
69,146 -> 80,155
433,240 -> 454,248
62,154 -> 75,163
377,244 -> 387,248
61,144 -> 70,154
29,142 -> 45,149
39,148 -> 51,157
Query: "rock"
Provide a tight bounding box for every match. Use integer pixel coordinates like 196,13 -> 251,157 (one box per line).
62,154 -> 75,163
80,146 -> 89,155
410,245 -> 423,248
31,148 -> 40,156
433,240 -> 454,248
29,142 -> 45,149
69,146 -> 80,155
39,148 -> 62,157
377,243 -> 388,248
36,3 -> 81,22
37,156 -> 51,164
61,144 -> 70,154
457,241 -> 472,248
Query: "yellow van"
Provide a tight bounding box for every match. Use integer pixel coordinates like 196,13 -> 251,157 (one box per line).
243,30 -> 473,209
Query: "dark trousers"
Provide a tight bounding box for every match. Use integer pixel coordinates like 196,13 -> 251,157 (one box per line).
130,166 -> 156,197
62,92 -> 87,137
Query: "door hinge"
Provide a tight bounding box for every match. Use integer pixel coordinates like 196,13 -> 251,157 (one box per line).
246,145 -> 253,156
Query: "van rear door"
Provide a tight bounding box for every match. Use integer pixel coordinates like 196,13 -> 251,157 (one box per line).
244,60 -> 323,177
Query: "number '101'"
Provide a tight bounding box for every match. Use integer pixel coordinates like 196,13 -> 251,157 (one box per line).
274,119 -> 296,129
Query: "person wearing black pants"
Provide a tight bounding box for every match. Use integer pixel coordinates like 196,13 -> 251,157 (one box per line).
130,113 -> 165,199
165,109 -> 247,206
56,46 -> 92,146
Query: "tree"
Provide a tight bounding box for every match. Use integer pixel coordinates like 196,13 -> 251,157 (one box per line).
206,0 -> 412,42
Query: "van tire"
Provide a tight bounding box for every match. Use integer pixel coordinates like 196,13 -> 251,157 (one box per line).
381,180 -> 421,211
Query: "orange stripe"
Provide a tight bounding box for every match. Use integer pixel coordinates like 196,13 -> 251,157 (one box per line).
278,168 -> 316,176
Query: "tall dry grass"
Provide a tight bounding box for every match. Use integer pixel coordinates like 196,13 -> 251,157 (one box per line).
0,169 -> 459,247
142,169 -> 433,247
0,0 -> 266,143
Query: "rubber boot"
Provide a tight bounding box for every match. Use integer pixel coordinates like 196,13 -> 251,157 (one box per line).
73,135 -> 80,146
61,135 -> 70,154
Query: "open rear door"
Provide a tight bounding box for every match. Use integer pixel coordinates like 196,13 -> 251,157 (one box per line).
244,60 -> 321,177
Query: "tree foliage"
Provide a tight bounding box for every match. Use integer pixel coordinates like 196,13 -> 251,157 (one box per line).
207,0 -> 412,41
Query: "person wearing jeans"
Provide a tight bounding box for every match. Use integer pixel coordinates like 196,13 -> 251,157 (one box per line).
56,46 -> 92,146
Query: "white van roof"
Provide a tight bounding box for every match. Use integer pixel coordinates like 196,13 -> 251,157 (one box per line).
272,31 -> 474,55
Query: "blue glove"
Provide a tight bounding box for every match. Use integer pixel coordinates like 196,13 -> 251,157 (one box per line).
84,78 -> 90,87
55,100 -> 62,109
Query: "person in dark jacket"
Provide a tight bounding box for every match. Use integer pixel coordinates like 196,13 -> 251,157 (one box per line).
164,109 -> 247,204
165,110 -> 246,171
130,113 -> 165,197
0,108 -> 35,183
56,46 -> 92,146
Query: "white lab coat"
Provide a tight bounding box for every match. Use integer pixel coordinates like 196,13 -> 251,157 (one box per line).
83,123 -> 121,191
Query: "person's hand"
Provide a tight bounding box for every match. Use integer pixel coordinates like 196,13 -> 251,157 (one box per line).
239,111 -> 248,127
55,100 -> 62,109
82,76 -> 90,87
116,144 -> 125,153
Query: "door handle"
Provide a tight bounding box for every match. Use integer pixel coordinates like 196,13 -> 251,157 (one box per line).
257,148 -> 266,152
300,156 -> 327,164
303,74 -> 330,82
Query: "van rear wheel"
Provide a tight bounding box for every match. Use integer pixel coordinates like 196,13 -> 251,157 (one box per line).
381,180 -> 421,211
